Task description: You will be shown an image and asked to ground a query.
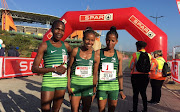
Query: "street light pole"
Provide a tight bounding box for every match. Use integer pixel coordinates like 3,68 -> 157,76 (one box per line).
150,15 -> 164,25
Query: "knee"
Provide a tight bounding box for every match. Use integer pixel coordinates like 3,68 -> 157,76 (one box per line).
52,108 -> 60,112
71,105 -> 79,112
41,108 -> 51,112
108,101 -> 117,109
41,103 -> 51,112
99,108 -> 105,112
110,103 -> 117,108
71,108 -> 79,112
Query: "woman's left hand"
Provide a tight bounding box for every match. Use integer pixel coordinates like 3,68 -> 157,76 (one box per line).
119,91 -> 126,100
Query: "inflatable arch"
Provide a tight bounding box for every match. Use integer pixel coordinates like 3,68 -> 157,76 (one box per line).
43,7 -> 167,60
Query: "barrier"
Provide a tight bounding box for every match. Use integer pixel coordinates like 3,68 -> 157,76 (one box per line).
0,57 -> 43,79
43,7 -> 167,60
169,59 -> 180,83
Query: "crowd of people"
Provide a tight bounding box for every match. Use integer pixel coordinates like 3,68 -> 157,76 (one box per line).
32,20 -> 168,112
0,39 -> 20,57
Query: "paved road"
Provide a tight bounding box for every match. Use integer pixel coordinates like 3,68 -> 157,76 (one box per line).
0,73 -> 180,112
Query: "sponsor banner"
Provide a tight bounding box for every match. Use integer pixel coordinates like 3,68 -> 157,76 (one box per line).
171,59 -> 180,83
80,13 -> 113,22
129,15 -> 156,39
0,57 -> 3,78
177,0 -> 180,14
3,57 -> 43,78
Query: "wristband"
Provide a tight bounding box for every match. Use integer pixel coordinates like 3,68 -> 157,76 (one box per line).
119,89 -> 123,92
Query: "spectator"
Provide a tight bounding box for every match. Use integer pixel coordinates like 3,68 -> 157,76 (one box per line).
148,50 -> 166,105
0,44 -> 5,56
8,46 -> 16,57
31,49 -> 38,58
15,47 -> 20,57
129,41 -> 151,112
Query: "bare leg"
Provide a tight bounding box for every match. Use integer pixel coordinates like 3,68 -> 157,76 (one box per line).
98,99 -> 107,112
108,99 -> 117,112
71,96 -> 81,112
52,89 -> 66,112
82,96 -> 92,112
41,91 -> 54,112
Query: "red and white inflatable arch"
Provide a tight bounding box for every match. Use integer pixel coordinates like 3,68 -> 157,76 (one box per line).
43,7 -> 167,60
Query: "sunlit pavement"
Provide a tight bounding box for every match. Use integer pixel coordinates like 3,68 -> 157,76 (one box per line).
0,74 -> 180,112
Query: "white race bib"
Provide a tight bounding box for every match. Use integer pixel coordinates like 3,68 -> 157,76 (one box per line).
52,64 -> 67,77
100,70 -> 116,81
102,62 -> 114,71
75,66 -> 92,78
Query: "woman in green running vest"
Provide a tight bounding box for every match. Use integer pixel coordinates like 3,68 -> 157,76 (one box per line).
95,26 -> 126,112
67,27 -> 99,112
32,20 -> 71,112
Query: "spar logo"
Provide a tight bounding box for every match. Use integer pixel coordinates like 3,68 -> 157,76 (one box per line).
61,19 -> 67,24
129,15 -> 156,39
47,32 -> 53,39
80,13 -> 113,22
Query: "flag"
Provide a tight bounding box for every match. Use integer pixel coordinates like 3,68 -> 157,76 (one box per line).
176,0 -> 180,14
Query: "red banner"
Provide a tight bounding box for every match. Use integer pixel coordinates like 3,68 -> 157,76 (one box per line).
177,0 -> 180,14
0,57 -> 43,79
168,59 -> 180,83
0,57 -> 3,78
171,61 -> 178,79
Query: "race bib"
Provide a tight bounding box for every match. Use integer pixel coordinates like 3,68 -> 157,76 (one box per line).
75,66 -> 92,78
102,62 -> 114,71
100,70 -> 116,81
52,64 -> 67,77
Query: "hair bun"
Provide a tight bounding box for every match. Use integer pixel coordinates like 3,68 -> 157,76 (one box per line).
83,27 -> 93,34
110,26 -> 116,31
85,27 -> 93,31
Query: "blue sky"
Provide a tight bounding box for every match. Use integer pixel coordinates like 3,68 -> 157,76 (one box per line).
5,0 -> 180,52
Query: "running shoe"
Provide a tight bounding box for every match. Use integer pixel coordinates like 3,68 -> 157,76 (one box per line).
147,100 -> 155,103
153,102 -> 160,105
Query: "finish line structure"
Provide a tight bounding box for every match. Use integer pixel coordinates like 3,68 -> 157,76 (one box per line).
43,7 -> 167,60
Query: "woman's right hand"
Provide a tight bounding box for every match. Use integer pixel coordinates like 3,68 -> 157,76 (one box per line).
68,86 -> 74,95
56,63 -> 67,74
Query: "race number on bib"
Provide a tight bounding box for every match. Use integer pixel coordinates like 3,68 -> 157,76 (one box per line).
52,64 -> 67,77
100,63 -> 116,81
75,66 -> 92,78
102,62 -> 114,71
100,70 -> 116,81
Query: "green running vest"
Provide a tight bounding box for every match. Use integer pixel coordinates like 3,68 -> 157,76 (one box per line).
71,48 -> 94,86
97,49 -> 119,91
42,40 -> 68,88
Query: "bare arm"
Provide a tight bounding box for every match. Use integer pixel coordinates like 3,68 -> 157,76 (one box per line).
67,47 -> 78,94
32,42 -> 56,74
93,50 -> 100,93
64,42 -> 72,56
117,51 -> 126,99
